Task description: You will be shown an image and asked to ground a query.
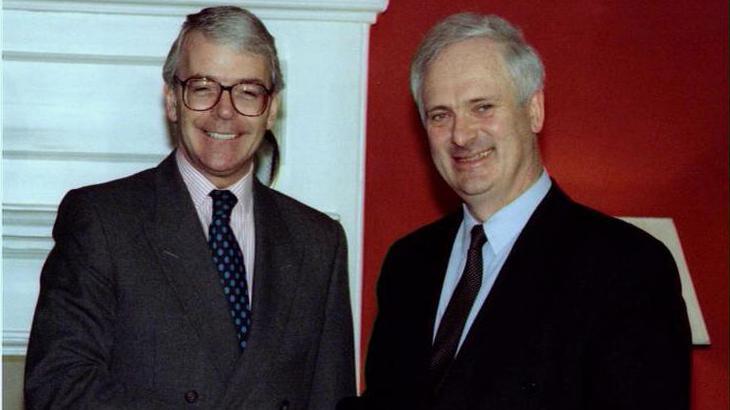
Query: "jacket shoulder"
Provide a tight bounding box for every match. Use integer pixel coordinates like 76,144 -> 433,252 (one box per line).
538,190 -> 677,288
562,198 -> 667,252
382,212 -> 462,262
62,166 -> 158,206
393,212 -> 461,247
259,184 -> 337,223
256,183 -> 345,244
53,165 -> 165,245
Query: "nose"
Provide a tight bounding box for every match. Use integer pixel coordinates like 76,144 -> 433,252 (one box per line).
213,89 -> 236,119
450,114 -> 476,147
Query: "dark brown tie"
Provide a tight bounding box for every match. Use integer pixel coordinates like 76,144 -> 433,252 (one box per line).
430,224 -> 487,392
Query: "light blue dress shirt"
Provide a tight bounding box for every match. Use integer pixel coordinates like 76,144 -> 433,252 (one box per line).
432,171 -> 552,353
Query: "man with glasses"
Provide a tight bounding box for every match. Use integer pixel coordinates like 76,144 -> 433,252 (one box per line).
24,6 -> 355,409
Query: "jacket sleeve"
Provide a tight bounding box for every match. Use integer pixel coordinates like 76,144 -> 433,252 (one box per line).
24,190 -> 169,409
308,221 -> 357,408
585,235 -> 692,410
355,239 -> 431,410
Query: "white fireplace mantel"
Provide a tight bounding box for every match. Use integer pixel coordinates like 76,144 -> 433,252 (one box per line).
3,0 -> 387,22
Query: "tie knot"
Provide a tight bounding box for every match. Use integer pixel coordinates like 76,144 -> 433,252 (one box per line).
210,190 -> 238,219
469,224 -> 487,250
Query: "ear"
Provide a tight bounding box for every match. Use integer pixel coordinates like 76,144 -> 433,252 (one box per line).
527,89 -> 545,133
164,84 -> 179,122
265,93 -> 281,130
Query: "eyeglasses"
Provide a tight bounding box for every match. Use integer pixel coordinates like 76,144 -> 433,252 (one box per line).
174,76 -> 272,117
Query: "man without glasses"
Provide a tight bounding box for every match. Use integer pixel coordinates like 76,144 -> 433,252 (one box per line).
348,12 -> 691,410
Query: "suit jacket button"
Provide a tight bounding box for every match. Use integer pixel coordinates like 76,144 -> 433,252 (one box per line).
521,381 -> 538,395
279,399 -> 290,409
184,390 -> 199,403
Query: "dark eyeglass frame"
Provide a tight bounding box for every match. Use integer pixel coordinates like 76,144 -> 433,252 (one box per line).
173,75 -> 273,117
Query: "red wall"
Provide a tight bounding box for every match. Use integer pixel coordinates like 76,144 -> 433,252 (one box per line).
363,1 -> 729,408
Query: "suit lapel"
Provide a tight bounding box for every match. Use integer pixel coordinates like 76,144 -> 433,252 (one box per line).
449,186 -> 571,379
144,153 -> 240,380
366,211 -> 461,399
424,213 -> 463,334
226,181 -> 304,400
412,212 -> 464,377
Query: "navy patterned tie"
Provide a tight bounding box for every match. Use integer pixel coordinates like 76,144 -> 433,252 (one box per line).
208,190 -> 251,352
430,224 -> 487,392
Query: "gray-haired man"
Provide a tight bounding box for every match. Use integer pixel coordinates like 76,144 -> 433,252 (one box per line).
353,12 -> 690,410
25,6 -> 355,409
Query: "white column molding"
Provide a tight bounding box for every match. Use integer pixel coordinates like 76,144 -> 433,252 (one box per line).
3,0 -> 388,22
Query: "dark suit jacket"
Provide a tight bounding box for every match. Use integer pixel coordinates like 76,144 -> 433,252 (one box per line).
25,153 -> 355,409
358,184 -> 690,410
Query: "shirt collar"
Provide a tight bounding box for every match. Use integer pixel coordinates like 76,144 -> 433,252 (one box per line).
461,170 -> 551,254
175,148 -> 254,209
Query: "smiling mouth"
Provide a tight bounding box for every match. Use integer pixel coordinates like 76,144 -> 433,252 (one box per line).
456,148 -> 494,163
206,131 -> 238,140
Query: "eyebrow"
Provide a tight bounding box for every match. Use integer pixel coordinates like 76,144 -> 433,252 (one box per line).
468,96 -> 497,104
186,73 -> 268,86
425,104 -> 450,114
426,96 -> 498,113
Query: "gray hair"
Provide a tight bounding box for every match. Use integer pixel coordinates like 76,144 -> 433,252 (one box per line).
162,6 -> 284,93
410,13 -> 544,118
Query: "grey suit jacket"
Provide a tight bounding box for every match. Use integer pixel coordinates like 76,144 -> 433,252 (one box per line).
25,153 -> 356,409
